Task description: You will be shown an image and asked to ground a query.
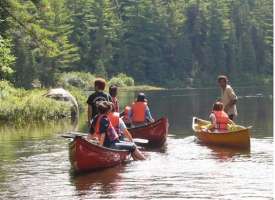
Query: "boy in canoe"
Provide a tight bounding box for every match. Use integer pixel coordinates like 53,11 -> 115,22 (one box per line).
217,75 -> 238,121
109,85 -> 119,112
88,101 -> 145,160
128,93 -> 154,126
108,103 -> 134,142
87,78 -> 112,124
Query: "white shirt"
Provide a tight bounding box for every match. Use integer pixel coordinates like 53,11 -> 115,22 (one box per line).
221,85 -> 237,116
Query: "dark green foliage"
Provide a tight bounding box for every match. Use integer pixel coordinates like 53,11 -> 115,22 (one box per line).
0,0 -> 272,88
0,36 -> 15,80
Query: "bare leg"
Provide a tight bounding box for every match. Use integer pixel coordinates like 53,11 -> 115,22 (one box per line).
131,149 -> 145,160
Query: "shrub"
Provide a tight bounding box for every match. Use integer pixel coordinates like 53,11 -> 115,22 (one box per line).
0,80 -> 16,99
108,73 -> 135,87
56,71 -> 96,90
108,77 -> 126,87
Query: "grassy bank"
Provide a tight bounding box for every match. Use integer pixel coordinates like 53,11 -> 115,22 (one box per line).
0,81 -> 73,124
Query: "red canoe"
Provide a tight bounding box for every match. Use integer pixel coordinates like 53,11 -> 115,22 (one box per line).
128,118 -> 169,147
69,136 -> 130,173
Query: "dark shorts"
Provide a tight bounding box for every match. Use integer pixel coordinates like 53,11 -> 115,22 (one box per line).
113,141 -> 136,153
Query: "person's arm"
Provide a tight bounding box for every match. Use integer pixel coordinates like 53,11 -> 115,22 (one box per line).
123,129 -> 133,142
128,109 -> 133,124
119,119 -> 133,141
87,117 -> 98,141
204,113 -> 215,130
108,94 -> 112,102
209,113 -> 216,125
98,133 -> 106,146
145,106 -> 154,122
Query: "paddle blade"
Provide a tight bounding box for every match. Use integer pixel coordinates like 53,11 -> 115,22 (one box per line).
133,138 -> 149,144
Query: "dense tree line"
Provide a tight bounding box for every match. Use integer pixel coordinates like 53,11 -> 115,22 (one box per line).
0,0 -> 273,88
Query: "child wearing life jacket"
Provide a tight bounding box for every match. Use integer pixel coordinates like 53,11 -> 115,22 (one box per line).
108,103 -> 133,142
209,101 -> 234,132
128,93 -> 154,126
88,101 -> 145,160
109,85 -> 119,112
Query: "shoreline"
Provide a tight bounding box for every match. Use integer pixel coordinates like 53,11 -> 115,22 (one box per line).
0,79 -> 272,124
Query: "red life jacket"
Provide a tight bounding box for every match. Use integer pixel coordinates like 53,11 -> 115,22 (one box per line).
111,97 -> 119,112
131,102 -> 147,123
93,114 -> 119,141
213,111 -> 229,130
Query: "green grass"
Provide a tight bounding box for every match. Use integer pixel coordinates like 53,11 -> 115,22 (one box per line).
0,81 -> 72,124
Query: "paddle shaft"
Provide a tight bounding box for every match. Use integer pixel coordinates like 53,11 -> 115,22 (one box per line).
61,132 -> 148,144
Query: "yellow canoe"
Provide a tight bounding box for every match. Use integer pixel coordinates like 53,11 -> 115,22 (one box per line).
192,117 -> 251,149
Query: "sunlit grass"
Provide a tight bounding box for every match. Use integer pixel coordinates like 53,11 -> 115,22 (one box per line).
0,81 -> 72,124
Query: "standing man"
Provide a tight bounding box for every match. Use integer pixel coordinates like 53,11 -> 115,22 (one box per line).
217,75 -> 238,121
87,78 -> 112,123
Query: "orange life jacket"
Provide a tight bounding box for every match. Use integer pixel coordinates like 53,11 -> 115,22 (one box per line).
213,111 -> 229,130
93,114 -> 119,141
93,114 -> 104,140
131,102 -> 147,123
108,112 -> 120,130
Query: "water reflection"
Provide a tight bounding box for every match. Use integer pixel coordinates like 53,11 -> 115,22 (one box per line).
206,145 -> 251,161
72,166 -> 125,197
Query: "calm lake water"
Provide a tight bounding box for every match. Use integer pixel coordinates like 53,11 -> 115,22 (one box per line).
0,86 -> 273,199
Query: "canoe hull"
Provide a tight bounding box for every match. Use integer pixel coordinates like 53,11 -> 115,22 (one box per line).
69,136 -> 130,173
128,118 -> 169,147
192,117 -> 250,149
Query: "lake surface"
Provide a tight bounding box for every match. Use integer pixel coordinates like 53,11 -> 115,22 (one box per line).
0,86 -> 273,199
